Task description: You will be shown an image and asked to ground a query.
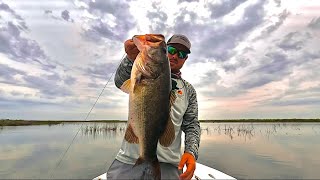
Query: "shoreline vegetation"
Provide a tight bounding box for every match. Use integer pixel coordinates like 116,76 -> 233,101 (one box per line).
1,118 -> 320,126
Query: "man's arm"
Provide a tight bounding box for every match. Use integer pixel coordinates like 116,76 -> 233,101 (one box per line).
181,82 -> 200,160
114,56 -> 133,89
114,38 -> 139,89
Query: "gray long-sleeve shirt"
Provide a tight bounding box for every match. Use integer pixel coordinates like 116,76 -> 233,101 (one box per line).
114,56 -> 200,165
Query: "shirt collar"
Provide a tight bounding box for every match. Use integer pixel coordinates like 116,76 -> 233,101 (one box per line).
171,71 -> 182,79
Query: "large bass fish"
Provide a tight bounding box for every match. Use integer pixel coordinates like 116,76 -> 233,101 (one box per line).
120,34 -> 175,180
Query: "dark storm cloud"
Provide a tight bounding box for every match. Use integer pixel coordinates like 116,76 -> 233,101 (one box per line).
80,0 -> 136,42
207,0 -> 247,18
308,17 -> 320,30
277,31 -> 311,51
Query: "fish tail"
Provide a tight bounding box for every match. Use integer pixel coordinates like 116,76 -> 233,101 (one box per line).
134,157 -> 161,180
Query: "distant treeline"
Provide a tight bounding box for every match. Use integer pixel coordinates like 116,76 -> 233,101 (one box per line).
0,119 -> 126,126
1,119 -> 320,126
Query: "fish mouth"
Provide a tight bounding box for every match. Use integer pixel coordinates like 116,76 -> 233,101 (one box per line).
133,34 -> 165,46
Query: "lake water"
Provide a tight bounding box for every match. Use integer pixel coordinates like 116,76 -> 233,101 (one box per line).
0,122 -> 319,179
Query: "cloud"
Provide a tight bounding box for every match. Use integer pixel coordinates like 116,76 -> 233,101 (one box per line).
44,10 -> 52,14
0,3 -> 56,70
207,0 -> 247,19
266,97 -> 320,107
64,76 -> 76,85
277,31 -> 311,51
238,50 -> 291,89
23,74 -> 73,97
254,10 -> 290,40
0,96 -> 57,109
274,0 -> 281,7
0,2 -> 24,22
196,0 -> 266,61
79,0 -> 136,42
178,0 -> 199,3
222,57 -> 251,72
146,2 -> 168,33
0,63 -> 25,83
61,10 -> 74,22
84,62 -> 118,79
308,17 -> 320,30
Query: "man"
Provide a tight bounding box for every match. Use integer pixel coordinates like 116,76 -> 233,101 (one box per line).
108,34 -> 200,180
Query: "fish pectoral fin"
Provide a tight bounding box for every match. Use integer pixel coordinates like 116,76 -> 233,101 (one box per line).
136,55 -> 152,78
159,117 -> 175,147
124,123 -> 139,144
169,91 -> 177,107
120,79 -> 131,94
159,91 -> 176,147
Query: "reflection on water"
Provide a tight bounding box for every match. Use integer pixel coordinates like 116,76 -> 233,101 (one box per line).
0,122 -> 319,179
198,123 -> 320,179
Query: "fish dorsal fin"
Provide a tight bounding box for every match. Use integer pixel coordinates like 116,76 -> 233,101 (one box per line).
120,79 -> 131,94
159,116 -> 175,147
124,123 -> 139,144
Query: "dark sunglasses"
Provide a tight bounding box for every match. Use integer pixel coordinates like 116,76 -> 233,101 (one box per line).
167,46 -> 188,59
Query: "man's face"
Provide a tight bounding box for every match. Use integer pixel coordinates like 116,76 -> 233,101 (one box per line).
167,44 -> 189,73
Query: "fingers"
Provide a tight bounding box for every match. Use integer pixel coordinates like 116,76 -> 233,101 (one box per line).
124,34 -> 165,61
179,163 -> 195,180
124,39 -> 139,61
178,153 -> 196,180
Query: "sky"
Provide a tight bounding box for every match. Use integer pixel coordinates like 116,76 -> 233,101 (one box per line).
0,0 -> 319,120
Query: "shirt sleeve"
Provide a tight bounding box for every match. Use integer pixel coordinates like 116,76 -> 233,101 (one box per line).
114,56 -> 133,89
181,81 -> 201,160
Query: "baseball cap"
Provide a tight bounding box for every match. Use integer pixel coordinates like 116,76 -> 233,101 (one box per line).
167,34 -> 191,53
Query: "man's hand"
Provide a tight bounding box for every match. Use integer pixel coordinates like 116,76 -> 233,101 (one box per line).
124,39 -> 139,62
178,152 -> 196,180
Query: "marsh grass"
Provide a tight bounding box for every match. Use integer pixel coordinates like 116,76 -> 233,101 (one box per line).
200,123 -> 311,141
80,123 -> 127,138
